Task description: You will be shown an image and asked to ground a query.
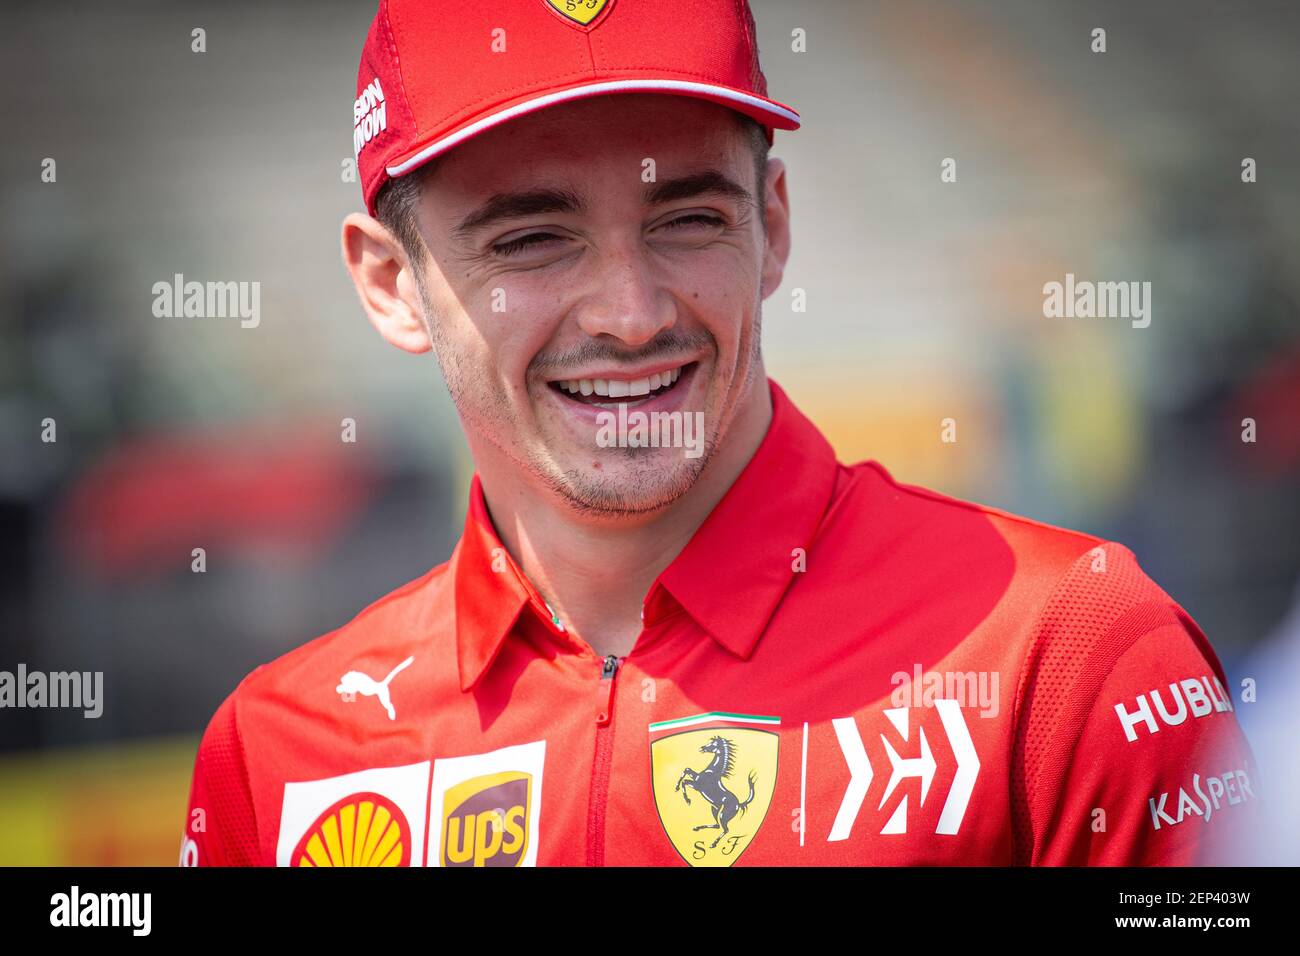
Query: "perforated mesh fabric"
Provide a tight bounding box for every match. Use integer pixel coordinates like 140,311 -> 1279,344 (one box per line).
735,0 -> 768,95
1009,542 -> 1180,864
188,693 -> 260,865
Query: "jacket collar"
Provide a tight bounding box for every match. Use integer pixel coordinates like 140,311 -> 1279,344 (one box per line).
653,379 -> 839,658
451,379 -> 840,691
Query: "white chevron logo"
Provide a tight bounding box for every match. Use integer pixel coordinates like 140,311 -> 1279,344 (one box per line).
828,699 -> 980,839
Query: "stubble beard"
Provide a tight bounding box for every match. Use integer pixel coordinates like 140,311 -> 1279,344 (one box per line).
416,271 -> 764,519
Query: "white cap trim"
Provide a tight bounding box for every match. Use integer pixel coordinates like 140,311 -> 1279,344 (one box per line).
385,78 -> 800,178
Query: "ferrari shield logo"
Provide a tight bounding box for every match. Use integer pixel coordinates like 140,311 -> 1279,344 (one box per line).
544,0 -> 613,28
649,712 -> 780,867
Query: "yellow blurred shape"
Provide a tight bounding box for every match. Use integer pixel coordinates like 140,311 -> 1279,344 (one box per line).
0,736 -> 197,866
782,368 -> 1001,495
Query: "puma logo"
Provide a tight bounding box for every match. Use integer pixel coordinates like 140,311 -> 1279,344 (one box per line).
336,656 -> 415,720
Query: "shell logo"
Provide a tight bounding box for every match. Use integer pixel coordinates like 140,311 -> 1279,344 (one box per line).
292,791 -> 412,867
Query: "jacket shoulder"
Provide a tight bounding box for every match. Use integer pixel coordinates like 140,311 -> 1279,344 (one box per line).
829,457 -> 1110,595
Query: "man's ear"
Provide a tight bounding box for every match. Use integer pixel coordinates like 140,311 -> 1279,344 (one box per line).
759,157 -> 791,301
340,212 -> 433,354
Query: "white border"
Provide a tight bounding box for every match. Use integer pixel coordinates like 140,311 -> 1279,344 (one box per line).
386,79 -> 801,177
428,739 -> 546,867
275,761 -> 432,867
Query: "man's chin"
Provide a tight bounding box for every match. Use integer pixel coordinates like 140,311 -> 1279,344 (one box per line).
542,448 -> 709,518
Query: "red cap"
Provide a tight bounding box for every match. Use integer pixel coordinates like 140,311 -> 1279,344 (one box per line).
353,0 -> 800,215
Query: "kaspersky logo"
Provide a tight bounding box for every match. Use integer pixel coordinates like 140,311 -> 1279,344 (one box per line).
828,700 -> 980,839
1149,767 -> 1255,831
650,712 -> 779,867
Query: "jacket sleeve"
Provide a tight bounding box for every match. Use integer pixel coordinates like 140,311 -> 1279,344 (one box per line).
180,690 -> 262,866
1011,543 -> 1261,865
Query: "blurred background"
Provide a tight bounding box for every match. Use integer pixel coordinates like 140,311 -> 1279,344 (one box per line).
1,0 -> 1296,864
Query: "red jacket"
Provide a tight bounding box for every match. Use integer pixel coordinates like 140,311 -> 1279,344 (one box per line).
181,380 -> 1259,866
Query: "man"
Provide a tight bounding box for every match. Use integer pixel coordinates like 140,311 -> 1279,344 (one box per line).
182,0 -> 1259,867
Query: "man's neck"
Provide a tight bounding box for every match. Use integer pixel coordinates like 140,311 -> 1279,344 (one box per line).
474,378 -> 773,660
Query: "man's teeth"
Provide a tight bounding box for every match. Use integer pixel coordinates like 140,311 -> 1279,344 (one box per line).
556,366 -> 682,397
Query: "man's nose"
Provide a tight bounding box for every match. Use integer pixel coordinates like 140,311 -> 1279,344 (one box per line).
573,242 -> 676,346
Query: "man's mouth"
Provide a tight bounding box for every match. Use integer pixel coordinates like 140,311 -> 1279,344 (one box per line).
547,361 -> 696,408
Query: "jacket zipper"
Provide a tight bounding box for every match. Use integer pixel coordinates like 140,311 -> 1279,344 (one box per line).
586,654 -> 620,866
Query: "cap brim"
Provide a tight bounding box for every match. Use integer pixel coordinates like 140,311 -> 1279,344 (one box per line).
384,78 -> 800,181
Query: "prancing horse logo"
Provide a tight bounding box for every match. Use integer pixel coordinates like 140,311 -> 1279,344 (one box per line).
649,713 -> 779,867
675,735 -> 758,848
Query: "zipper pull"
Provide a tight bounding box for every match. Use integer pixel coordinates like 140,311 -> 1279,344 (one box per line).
596,655 -> 619,726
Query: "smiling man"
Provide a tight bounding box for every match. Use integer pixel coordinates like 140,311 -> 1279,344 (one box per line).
182,0 -> 1259,867
348,90 -> 783,663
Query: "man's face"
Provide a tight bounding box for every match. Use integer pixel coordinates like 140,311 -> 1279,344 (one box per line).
407,94 -> 781,516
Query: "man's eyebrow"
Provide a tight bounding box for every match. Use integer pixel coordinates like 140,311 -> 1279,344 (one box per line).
451,187 -> 584,241
644,169 -> 753,207
450,170 -> 752,242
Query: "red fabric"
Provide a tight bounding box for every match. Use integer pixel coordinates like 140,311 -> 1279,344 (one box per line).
354,0 -> 799,214
182,380 -> 1259,866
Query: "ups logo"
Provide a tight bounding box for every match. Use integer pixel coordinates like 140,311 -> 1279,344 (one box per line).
441,771 -> 532,866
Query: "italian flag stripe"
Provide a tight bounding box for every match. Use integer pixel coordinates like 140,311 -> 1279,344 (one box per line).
648,712 -> 781,731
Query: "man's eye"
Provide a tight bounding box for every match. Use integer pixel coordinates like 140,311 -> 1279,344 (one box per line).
492,232 -> 563,257
660,213 -> 725,231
